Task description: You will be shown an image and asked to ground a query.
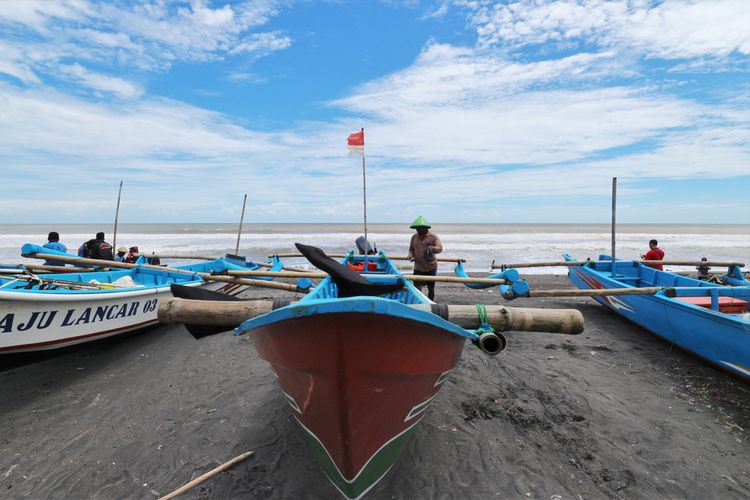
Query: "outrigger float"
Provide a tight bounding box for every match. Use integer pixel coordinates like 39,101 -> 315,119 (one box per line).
159,244 -> 584,498
498,255 -> 750,381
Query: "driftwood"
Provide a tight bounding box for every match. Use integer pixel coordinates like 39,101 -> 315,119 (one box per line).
269,252 -> 466,263
25,252 -> 306,293
158,298 -> 584,335
158,451 -> 254,500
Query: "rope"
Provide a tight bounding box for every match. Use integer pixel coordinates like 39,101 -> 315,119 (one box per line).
474,304 -> 494,334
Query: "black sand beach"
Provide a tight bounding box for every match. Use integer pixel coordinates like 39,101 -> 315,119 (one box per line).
1,275 -> 748,499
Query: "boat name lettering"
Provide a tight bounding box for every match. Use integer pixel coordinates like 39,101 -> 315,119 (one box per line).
0,300 -> 144,334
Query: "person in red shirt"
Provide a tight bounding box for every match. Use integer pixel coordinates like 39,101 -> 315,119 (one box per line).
641,239 -> 665,270
407,216 -> 443,301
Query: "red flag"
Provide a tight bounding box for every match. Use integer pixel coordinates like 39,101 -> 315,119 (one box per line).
347,128 -> 364,157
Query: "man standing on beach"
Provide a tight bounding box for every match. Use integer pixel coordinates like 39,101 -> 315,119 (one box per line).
641,239 -> 664,270
407,216 -> 442,301
42,231 -> 67,266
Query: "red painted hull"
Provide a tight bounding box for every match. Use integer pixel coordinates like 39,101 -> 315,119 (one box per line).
252,311 -> 465,493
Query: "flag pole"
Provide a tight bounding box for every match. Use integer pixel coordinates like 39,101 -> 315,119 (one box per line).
611,176 -> 617,278
361,128 -> 368,253
113,180 -> 123,251
235,193 -> 247,255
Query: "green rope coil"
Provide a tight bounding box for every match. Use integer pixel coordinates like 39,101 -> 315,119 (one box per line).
474,304 -> 495,334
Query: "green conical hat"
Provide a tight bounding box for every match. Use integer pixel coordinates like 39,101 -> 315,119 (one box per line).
410,216 -> 431,229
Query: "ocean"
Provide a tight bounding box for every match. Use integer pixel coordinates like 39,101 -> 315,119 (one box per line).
1,223 -> 748,274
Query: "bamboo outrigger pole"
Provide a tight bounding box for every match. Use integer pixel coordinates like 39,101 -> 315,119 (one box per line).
269,252 -> 466,263
113,180 -> 123,251
158,298 -> 585,335
491,260 -> 745,269
24,252 -> 307,293
235,194 -> 247,255
223,269 -> 509,285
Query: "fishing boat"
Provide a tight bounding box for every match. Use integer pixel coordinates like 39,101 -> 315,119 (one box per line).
237,244 -> 483,498
168,254 -> 284,296
163,243 -> 583,498
0,244 -> 204,353
562,253 -> 750,380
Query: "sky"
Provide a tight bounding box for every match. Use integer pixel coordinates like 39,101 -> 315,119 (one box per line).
0,0 -> 748,224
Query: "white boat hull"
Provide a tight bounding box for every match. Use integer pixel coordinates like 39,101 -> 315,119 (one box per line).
0,284 -> 201,353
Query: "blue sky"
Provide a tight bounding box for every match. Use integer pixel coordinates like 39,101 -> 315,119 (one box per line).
0,0 -> 748,224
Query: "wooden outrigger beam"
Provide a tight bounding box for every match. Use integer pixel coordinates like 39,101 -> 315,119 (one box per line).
0,263 -> 98,274
24,252 -> 307,293
158,298 -> 584,335
492,260 -> 745,270
222,269 -> 509,285
518,287 -> 666,298
269,252 -> 466,263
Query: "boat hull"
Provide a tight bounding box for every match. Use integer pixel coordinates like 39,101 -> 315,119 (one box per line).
248,306 -> 466,498
567,264 -> 750,380
0,284 -> 201,353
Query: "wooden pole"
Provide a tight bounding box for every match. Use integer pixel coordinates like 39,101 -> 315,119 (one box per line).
235,194 -> 247,255
133,253 -> 218,261
159,451 -> 254,500
269,252 -> 466,263
491,260 -> 745,269
223,269 -> 508,285
521,287 -> 666,298
158,298 -> 584,335
25,252 -> 306,293
113,180 -> 123,251
0,263 -> 98,274
361,128 -> 368,254
611,176 -> 617,278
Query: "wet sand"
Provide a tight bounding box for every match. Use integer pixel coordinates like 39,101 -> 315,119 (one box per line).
1,275 -> 748,499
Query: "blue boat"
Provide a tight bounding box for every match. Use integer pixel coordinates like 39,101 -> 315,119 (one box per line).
562,253 -> 750,380
169,255 -> 284,296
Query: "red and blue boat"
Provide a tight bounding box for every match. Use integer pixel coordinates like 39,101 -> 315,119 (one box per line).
562,254 -> 750,380
234,244 -> 499,498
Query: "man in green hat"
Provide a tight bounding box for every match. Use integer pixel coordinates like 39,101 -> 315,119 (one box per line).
407,216 -> 443,301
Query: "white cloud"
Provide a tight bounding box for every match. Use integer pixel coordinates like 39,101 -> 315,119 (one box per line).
0,0 -> 291,97
458,0 -> 750,59
59,63 -> 143,99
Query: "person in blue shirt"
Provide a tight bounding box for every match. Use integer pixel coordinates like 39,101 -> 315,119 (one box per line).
42,231 -> 67,266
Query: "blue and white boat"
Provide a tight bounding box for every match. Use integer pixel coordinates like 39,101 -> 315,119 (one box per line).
0,244 -> 204,353
563,254 -> 750,380
169,254 -> 283,296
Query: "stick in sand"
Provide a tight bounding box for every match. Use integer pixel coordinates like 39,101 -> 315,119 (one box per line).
158,450 -> 254,500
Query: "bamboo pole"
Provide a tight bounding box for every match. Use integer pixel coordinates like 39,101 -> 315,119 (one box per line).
269,252 -> 466,263
517,287 -> 666,298
133,253 -> 218,261
113,180 -> 123,251
235,194 -> 247,255
158,298 -> 584,335
223,269 -> 508,285
0,263 -> 98,274
25,252 -> 306,293
611,176 -> 617,278
492,260 -> 745,269
159,451 -> 254,500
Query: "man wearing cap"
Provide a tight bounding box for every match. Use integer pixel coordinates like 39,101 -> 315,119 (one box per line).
407,216 -> 443,301
115,247 -> 128,262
